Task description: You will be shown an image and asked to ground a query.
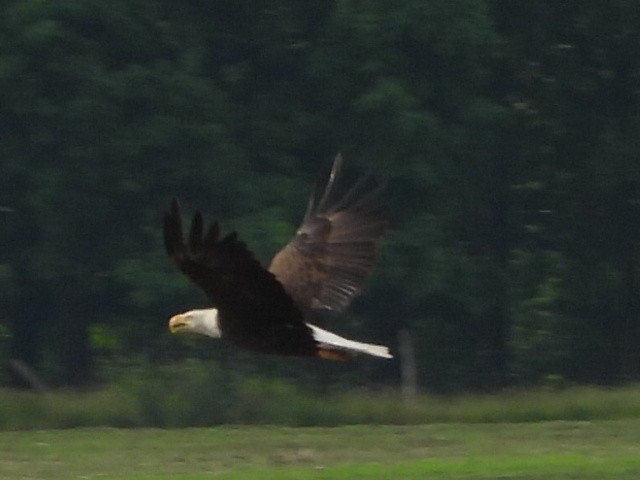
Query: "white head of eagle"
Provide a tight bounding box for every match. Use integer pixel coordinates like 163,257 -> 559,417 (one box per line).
169,309 -> 221,338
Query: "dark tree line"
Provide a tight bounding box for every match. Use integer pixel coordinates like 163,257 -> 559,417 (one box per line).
1,0 -> 640,390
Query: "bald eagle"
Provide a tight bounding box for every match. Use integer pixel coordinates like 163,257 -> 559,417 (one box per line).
164,155 -> 391,360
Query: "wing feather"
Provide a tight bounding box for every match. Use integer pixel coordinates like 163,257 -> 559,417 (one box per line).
164,198 -> 306,330
268,155 -> 387,312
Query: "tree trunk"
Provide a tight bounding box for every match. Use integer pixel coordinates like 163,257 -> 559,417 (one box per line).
54,282 -> 92,387
8,276 -> 47,388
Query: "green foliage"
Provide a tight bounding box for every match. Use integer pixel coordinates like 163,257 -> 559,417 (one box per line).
2,365 -> 640,430
2,0 -> 640,390
0,388 -> 138,430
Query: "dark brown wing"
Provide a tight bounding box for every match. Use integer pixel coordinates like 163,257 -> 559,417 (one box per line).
164,198 -> 317,356
268,154 -> 387,312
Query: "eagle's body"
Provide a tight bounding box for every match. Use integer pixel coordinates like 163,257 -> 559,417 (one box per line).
164,155 -> 391,360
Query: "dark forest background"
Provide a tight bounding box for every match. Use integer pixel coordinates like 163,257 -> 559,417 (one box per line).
2,0 -> 640,392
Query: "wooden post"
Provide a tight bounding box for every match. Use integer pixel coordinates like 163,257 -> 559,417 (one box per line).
398,329 -> 418,400
10,359 -> 48,392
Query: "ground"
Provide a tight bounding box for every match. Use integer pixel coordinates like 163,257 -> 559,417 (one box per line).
2,420 -> 640,479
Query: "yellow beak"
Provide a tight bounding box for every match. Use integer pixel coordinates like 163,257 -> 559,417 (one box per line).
168,314 -> 187,333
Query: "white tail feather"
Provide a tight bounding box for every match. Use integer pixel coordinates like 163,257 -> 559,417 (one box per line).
308,324 -> 392,359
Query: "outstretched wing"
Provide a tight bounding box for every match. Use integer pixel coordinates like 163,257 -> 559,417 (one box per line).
163,198 -> 307,333
268,154 -> 387,312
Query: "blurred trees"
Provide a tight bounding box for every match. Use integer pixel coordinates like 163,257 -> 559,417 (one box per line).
1,0 -> 639,390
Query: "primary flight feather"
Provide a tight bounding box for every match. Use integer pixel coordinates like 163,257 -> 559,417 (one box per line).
164,155 -> 391,360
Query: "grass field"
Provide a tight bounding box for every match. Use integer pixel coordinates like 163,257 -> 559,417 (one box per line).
2,420 -> 640,479
3,384 -> 640,429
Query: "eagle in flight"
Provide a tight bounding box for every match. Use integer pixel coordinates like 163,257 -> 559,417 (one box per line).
163,155 -> 391,360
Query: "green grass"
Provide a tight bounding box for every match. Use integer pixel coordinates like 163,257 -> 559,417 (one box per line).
2,382 -> 640,429
1,421 -> 640,479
